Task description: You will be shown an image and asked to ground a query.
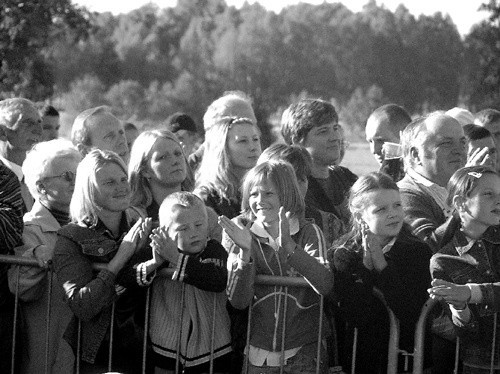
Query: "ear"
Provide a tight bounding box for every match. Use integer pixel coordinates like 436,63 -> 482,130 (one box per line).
76,143 -> 90,157
409,146 -> 421,165
36,181 -> 46,195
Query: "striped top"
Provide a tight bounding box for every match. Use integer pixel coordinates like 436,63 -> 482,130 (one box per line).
0,161 -> 25,308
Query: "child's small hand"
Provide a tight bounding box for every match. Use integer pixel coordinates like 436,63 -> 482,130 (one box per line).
466,147 -> 491,167
150,226 -> 180,264
218,215 -> 252,254
277,207 -> 295,253
428,279 -> 471,309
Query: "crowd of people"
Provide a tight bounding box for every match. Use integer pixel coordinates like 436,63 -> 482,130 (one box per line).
0,93 -> 500,374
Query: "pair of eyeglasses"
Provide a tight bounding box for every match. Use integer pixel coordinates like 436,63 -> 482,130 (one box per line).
43,171 -> 75,182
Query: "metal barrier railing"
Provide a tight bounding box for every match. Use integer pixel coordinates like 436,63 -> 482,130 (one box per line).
2,254 -> 409,374
413,297 -> 500,374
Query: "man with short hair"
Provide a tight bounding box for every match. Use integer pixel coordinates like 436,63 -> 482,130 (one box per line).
281,98 -> 357,226
40,104 -> 60,141
366,104 -> 411,166
398,112 -> 467,252
475,108 -> 500,173
0,98 -> 43,211
71,106 -> 129,164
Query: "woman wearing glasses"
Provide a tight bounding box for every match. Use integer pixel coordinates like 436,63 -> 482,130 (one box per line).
8,139 -> 81,373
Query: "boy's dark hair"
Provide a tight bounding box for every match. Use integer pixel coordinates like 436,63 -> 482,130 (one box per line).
124,122 -> 138,131
475,108 -> 500,127
40,104 -> 59,117
166,112 -> 198,133
281,98 -> 338,145
368,104 -> 411,134
463,124 -> 493,142
258,143 -> 312,181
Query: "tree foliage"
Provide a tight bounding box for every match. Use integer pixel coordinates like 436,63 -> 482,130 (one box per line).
1,0 -> 494,142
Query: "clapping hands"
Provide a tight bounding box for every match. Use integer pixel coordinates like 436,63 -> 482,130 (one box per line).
150,226 -> 180,264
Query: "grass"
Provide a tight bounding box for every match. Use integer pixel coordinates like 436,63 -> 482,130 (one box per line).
342,142 -> 379,176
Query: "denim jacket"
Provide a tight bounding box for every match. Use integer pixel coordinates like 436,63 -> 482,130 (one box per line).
53,207 -> 150,364
430,225 -> 500,368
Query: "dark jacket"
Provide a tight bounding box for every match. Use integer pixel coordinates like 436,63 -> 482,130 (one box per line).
306,165 -> 357,227
53,208 -> 150,364
331,226 -> 432,372
431,225 -> 500,368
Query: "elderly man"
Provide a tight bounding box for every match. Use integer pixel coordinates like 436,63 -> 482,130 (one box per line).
398,112 -> 467,253
71,106 -> 129,164
189,91 -> 257,171
0,98 -> 43,211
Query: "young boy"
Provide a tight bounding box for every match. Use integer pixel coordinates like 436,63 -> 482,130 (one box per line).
149,192 -> 231,373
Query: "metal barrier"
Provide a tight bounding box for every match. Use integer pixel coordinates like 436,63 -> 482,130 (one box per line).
413,297 -> 500,374
2,254 -> 408,374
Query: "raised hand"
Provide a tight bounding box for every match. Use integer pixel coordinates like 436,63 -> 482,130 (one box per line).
108,218 -> 145,274
277,207 -> 295,253
218,215 -> 253,254
135,217 -> 153,252
150,226 -> 180,264
466,147 -> 491,167
428,278 -> 471,309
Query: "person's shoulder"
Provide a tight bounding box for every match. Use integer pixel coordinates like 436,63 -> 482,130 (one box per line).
329,165 -> 358,182
397,173 -> 417,190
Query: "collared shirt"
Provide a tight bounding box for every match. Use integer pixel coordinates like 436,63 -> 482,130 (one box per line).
249,217 -> 300,251
247,216 -> 302,367
406,168 -> 453,219
382,237 -> 397,255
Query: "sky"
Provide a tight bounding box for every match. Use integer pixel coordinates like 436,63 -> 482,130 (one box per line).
73,0 -> 490,36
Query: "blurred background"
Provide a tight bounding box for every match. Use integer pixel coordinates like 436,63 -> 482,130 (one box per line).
1,0 -> 498,174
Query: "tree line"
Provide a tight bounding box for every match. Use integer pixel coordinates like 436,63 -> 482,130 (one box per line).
1,0 -> 499,144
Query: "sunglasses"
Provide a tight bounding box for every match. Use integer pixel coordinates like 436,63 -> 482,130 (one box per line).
43,171 -> 75,183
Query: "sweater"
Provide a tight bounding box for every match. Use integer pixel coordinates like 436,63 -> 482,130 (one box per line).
225,217 -> 333,353
149,239 -> 231,367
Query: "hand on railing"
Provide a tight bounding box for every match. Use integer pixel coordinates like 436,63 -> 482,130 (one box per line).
427,278 -> 471,310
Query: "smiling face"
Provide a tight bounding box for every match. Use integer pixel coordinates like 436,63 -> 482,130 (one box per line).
40,156 -> 79,212
249,179 -> 281,225
414,115 -> 467,187
461,173 -> 500,231
302,121 -> 341,167
167,204 -> 208,254
5,105 -> 43,153
227,123 -> 262,170
88,113 -> 129,163
359,189 -> 404,244
145,137 -> 186,188
94,162 -> 131,213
